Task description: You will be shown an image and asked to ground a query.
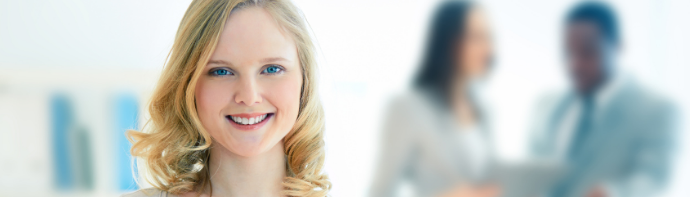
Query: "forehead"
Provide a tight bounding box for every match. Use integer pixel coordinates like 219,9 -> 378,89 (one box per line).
211,6 -> 297,64
466,7 -> 487,27
566,21 -> 601,41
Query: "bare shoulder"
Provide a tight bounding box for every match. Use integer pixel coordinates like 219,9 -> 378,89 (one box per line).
121,188 -> 178,197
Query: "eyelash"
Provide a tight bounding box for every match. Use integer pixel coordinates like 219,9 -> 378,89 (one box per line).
261,65 -> 285,75
207,65 -> 285,77
208,68 -> 234,77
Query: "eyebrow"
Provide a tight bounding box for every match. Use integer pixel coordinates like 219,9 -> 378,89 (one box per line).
207,57 -> 290,66
260,57 -> 289,64
208,60 -> 231,66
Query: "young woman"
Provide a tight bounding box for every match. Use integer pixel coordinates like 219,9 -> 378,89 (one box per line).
370,1 -> 499,197
123,0 -> 329,196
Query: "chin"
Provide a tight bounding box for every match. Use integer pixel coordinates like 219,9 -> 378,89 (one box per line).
224,135 -> 282,157
210,116 -> 292,158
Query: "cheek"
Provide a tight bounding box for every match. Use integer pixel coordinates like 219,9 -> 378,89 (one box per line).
461,44 -> 483,72
265,74 -> 302,133
195,79 -> 232,128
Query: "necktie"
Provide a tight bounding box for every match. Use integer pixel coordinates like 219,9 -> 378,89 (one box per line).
568,96 -> 595,160
551,96 -> 595,197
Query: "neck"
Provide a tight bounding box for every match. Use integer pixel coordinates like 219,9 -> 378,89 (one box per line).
207,141 -> 286,197
451,78 -> 478,127
579,75 -> 610,98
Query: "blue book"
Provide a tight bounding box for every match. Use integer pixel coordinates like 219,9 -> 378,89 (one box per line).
50,94 -> 75,190
114,94 -> 139,191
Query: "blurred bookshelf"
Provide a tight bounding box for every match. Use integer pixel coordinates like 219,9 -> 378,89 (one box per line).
0,68 -> 159,197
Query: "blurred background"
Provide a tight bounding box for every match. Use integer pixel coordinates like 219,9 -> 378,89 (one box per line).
0,0 -> 688,196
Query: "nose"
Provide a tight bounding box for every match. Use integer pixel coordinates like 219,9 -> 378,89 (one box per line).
234,76 -> 262,106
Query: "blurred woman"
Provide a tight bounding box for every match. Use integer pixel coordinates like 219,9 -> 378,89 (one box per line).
370,1 -> 497,197
123,0 -> 329,196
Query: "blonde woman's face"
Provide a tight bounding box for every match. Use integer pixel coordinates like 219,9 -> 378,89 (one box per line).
195,6 -> 302,157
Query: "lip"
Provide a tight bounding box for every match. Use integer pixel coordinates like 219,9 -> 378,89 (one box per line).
228,112 -> 270,118
226,113 -> 273,131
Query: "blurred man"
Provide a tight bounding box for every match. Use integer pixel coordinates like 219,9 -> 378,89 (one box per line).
529,2 -> 678,197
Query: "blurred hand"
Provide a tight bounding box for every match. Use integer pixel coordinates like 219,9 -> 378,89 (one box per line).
438,184 -> 501,197
585,185 -> 607,197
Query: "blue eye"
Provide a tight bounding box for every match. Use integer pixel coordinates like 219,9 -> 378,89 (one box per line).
210,68 -> 233,76
262,65 -> 283,74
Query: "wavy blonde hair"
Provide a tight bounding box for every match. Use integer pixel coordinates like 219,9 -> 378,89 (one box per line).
126,0 -> 330,196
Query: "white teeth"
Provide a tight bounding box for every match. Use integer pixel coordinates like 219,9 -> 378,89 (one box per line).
230,114 -> 269,125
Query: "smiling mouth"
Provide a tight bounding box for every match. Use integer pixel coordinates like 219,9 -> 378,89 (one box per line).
226,113 -> 273,125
